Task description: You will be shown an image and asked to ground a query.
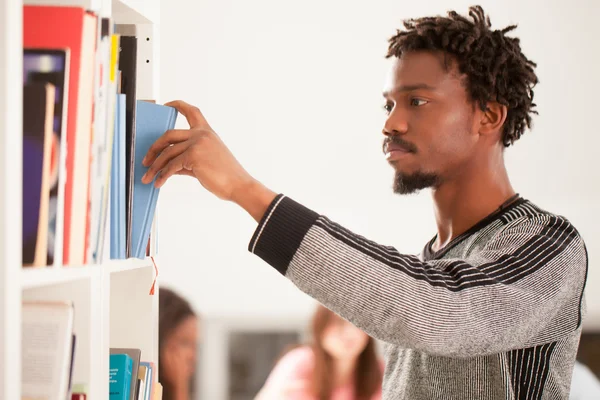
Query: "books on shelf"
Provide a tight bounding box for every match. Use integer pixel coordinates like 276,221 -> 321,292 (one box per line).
22,4 -> 179,268
21,302 -> 164,400
110,348 -> 159,400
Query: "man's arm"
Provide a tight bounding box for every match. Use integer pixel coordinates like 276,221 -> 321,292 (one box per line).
248,194 -> 588,358
139,101 -> 587,356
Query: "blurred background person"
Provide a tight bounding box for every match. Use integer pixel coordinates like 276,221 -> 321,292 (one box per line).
159,286 -> 200,400
255,305 -> 383,400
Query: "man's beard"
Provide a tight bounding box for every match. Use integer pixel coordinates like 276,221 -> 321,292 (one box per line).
393,171 -> 441,195
382,136 -> 442,194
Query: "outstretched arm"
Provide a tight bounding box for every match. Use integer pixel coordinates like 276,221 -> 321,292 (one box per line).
247,194 -> 588,357
143,101 -> 588,358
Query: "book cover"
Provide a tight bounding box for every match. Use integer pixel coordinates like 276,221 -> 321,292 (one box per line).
110,93 -> 127,259
118,36 -> 138,259
110,348 -> 141,400
100,33 -> 122,262
131,101 -> 178,259
109,353 -> 133,400
23,48 -> 70,267
23,82 -> 55,267
89,18 -> 114,264
21,301 -> 74,400
140,361 -> 155,400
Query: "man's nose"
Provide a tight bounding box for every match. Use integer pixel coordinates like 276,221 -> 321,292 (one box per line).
382,108 -> 408,137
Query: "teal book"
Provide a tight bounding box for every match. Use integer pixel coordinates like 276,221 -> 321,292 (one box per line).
109,353 -> 132,400
131,101 -> 178,259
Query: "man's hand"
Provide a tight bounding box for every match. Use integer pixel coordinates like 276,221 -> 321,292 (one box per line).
142,100 -> 249,199
142,100 -> 277,222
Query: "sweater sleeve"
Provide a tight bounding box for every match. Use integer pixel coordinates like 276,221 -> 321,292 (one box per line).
248,195 -> 589,358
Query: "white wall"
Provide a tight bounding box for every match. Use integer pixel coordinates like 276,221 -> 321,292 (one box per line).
157,0 -> 600,325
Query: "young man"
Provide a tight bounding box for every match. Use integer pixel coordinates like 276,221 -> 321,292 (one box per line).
142,5 -> 588,399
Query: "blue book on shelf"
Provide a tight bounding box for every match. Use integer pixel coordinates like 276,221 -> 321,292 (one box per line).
140,361 -> 154,400
109,353 -> 133,400
110,94 -> 126,260
131,101 -> 178,259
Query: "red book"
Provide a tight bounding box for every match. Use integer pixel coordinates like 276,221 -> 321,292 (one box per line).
24,6 -> 97,265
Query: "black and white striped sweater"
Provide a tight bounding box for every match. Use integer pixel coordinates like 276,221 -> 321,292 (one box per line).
249,194 -> 588,400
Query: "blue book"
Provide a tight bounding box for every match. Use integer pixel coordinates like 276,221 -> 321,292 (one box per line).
110,94 -> 126,259
109,353 -> 132,400
140,361 -> 154,400
131,101 -> 178,259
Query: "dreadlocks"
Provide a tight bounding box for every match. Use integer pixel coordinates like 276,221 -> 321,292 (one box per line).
387,5 -> 538,147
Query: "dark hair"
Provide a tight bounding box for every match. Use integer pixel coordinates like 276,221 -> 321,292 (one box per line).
386,5 -> 538,147
158,286 -> 197,399
310,305 -> 382,400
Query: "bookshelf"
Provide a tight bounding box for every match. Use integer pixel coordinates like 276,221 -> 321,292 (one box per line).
0,0 -> 162,398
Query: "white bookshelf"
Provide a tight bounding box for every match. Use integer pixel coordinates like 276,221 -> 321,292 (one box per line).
0,0 -> 162,398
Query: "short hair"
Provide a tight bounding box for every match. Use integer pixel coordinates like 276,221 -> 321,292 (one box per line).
387,5 -> 538,147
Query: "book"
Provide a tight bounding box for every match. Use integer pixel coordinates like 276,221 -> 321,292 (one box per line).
110,93 -> 127,259
117,36 -> 138,259
21,301 -> 75,400
153,382 -> 163,400
22,82 -> 55,267
137,365 -> 147,400
71,383 -> 88,400
110,348 -> 141,400
23,48 -> 70,267
101,33 -> 122,262
131,101 -> 178,259
109,353 -> 133,400
139,361 -> 156,400
89,18 -> 115,264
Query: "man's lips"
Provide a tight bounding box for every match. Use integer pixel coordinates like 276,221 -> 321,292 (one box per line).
384,141 -> 415,161
385,143 -> 413,153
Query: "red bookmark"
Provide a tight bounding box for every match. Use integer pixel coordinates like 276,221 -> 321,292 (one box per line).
149,256 -> 158,295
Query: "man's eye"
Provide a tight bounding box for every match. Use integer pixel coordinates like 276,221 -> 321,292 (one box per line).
383,104 -> 393,113
410,98 -> 428,107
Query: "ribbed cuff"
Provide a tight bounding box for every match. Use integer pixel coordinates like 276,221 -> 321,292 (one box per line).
248,194 -> 319,275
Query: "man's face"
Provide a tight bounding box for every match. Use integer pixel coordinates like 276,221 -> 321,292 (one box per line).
382,51 -> 479,194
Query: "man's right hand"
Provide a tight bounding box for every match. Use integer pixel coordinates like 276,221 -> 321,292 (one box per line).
142,100 -> 278,222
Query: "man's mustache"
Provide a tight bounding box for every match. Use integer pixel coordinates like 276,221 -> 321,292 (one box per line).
382,136 -> 418,154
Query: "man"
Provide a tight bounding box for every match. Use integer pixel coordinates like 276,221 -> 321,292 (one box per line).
142,5 -> 588,399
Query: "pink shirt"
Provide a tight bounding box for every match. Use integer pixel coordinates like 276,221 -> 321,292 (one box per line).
256,346 -> 383,400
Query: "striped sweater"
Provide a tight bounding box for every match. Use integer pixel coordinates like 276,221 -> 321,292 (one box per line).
248,194 -> 589,400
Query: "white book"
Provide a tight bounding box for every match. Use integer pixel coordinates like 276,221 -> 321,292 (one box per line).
21,301 -> 75,400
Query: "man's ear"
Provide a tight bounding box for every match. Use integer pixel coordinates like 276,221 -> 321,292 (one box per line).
479,102 -> 508,138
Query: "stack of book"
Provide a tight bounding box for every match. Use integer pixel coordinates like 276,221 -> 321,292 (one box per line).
22,5 -> 178,268
110,348 -> 161,400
